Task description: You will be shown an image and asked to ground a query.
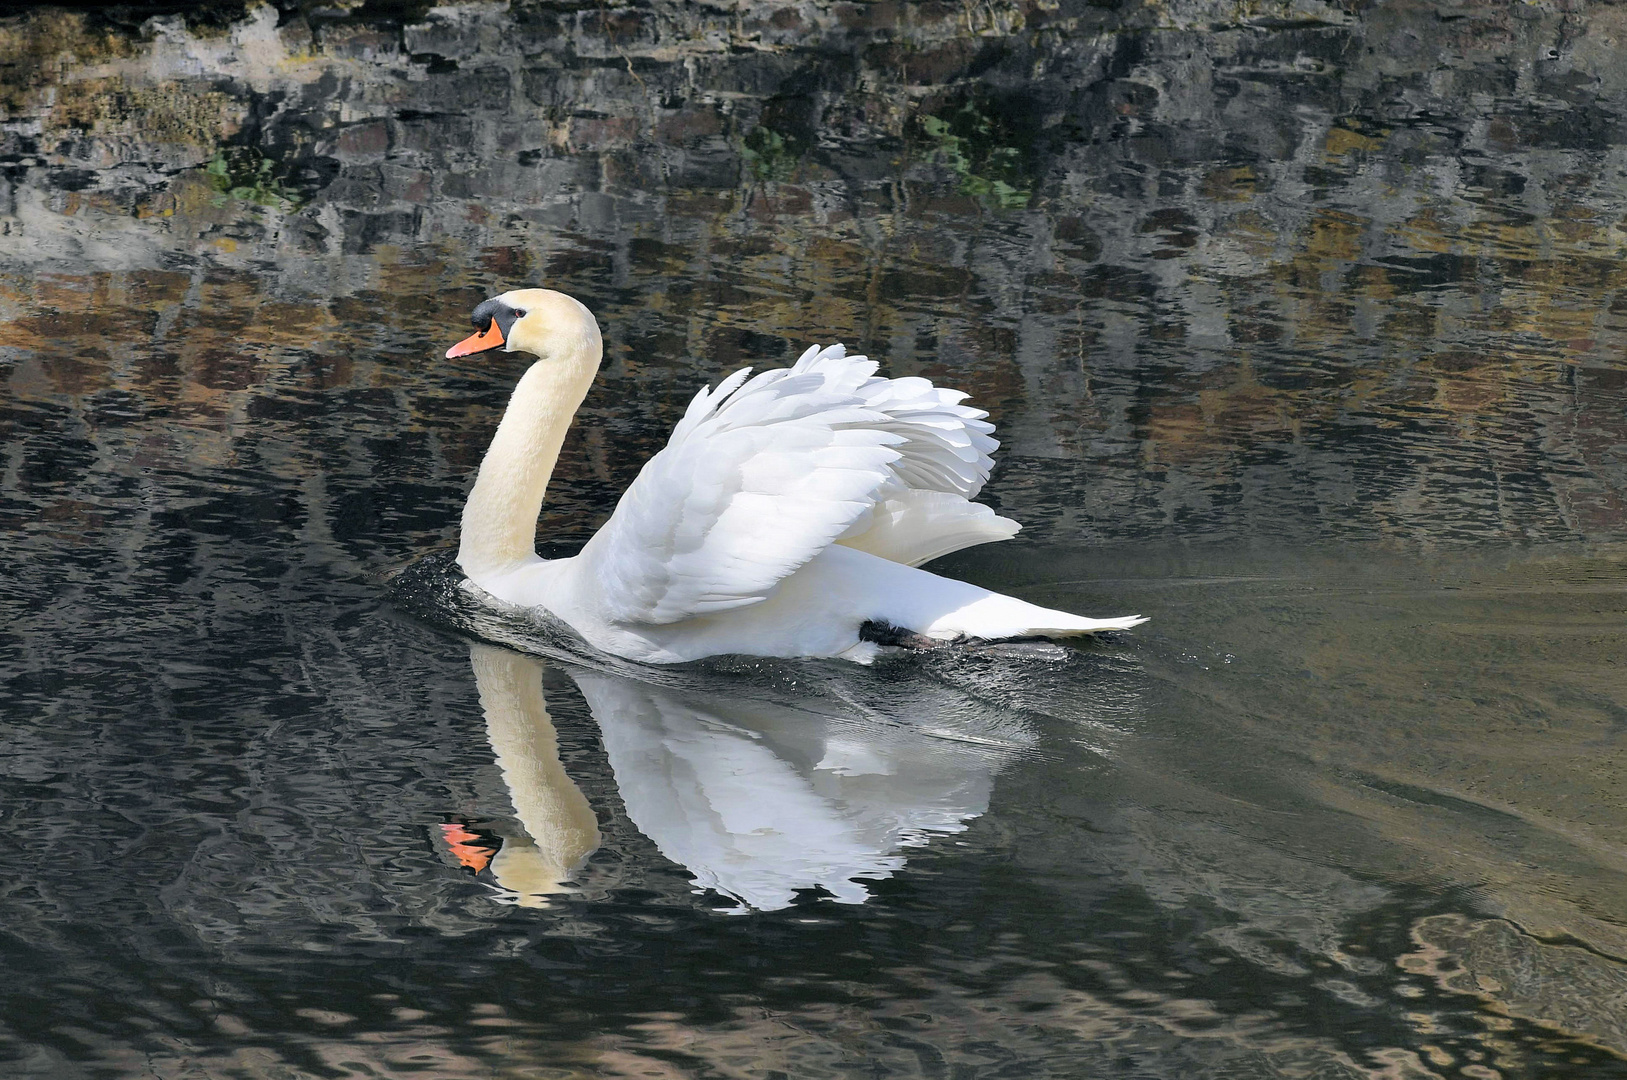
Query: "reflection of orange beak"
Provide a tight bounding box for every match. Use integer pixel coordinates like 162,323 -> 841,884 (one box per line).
439,823 -> 497,873
446,320 -> 505,359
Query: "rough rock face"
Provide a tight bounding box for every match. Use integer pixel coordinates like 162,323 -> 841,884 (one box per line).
0,0 -> 1362,255
3,0 -> 1626,546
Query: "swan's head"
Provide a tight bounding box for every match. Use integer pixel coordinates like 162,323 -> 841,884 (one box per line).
445,288 -> 601,362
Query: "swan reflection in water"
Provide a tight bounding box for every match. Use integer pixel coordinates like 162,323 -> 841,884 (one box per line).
446,643 -> 1026,912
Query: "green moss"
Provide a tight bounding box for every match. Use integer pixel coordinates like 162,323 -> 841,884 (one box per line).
204,146 -> 305,209
742,126 -> 801,183
916,96 -> 1037,209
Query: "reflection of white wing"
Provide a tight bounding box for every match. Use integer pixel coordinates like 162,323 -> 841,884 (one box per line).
570,346 -> 1015,626
570,671 -> 1002,911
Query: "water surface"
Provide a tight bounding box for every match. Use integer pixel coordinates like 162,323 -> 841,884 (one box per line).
3,1 -> 1627,1076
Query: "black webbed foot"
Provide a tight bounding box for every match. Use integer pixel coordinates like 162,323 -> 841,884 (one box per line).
859,620 -> 963,649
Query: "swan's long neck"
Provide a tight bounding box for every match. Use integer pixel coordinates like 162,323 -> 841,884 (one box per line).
459,336 -> 601,579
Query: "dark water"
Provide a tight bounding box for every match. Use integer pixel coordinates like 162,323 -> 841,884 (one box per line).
4,1 -> 1627,1076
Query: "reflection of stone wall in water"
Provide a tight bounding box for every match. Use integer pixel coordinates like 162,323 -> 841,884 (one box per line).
3,0 -> 1627,562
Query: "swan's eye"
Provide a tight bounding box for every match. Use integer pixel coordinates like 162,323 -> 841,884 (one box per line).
512,310 -> 526,319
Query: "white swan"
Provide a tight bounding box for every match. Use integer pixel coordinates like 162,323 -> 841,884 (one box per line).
445,288 -> 1146,663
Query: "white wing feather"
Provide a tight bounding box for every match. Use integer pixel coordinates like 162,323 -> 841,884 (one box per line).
573,346 -> 1014,626
836,489 -> 1020,568
787,344 -> 999,498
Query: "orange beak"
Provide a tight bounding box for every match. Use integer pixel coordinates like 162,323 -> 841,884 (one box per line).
446,319 -> 505,359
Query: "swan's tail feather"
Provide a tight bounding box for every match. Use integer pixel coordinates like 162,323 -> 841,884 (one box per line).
1020,613 -> 1149,636
923,594 -> 1148,641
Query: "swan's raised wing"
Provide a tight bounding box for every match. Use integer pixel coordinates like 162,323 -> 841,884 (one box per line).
572,364 -> 902,625
573,347 -> 1018,626
788,344 -> 998,498
784,345 -> 1021,567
